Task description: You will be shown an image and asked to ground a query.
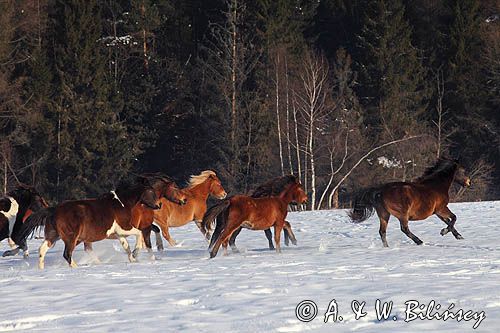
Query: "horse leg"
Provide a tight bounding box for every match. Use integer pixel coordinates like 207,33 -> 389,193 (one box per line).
63,237 -> 78,268
283,221 -> 297,246
84,242 -> 101,264
118,236 -> 136,263
158,222 -> 177,247
38,224 -> 58,269
154,230 -> 164,251
398,218 -> 423,245
209,224 -> 241,258
264,229 -> 275,250
274,222 -> 284,253
195,220 -> 210,242
376,208 -> 390,247
141,228 -> 156,260
436,208 -> 463,240
38,239 -> 55,269
7,238 -> 16,249
131,232 -> 145,260
228,227 -> 242,253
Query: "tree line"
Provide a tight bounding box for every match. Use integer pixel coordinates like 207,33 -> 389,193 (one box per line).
0,0 -> 498,208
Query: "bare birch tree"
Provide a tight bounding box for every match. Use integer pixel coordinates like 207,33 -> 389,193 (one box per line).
294,51 -> 331,210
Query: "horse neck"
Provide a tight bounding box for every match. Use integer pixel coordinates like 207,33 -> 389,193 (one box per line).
420,169 -> 456,194
186,181 -> 211,201
115,187 -> 141,207
278,187 -> 295,205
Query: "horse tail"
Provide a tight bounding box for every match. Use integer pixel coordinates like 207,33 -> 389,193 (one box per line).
204,200 -> 231,250
151,224 -> 160,234
14,207 -> 55,244
348,187 -> 383,223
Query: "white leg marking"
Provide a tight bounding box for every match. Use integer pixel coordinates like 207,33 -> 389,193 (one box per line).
7,238 -> 16,249
38,240 -> 50,269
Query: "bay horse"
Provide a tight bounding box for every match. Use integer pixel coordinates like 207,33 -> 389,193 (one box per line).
225,175 -> 300,252
82,173 -> 188,259
19,178 -> 184,269
349,158 -> 471,247
205,181 -> 308,258
142,170 -> 227,251
1,186 -> 48,257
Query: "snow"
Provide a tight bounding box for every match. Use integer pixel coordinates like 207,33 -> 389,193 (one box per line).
1,201 -> 499,332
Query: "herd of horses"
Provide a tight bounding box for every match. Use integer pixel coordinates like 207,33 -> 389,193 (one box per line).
0,158 -> 471,269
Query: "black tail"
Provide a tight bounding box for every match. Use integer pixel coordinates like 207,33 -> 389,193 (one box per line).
151,224 -> 160,234
348,187 -> 383,223
13,207 -> 55,244
204,200 -> 231,251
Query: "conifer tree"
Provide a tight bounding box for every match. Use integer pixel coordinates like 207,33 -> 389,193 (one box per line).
48,0 -> 134,199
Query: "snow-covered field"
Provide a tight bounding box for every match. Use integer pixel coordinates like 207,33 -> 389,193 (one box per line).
1,201 -> 499,332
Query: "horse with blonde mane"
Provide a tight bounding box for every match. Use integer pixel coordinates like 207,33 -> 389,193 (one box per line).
144,170 -> 227,250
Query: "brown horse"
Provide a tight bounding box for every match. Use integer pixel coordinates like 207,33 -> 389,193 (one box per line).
143,170 -> 227,251
349,158 -> 471,247
205,182 -> 308,258
19,178 -> 183,269
1,186 -> 48,257
224,175 -> 300,252
82,174 -> 188,259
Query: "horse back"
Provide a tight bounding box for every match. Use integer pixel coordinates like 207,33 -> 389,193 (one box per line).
229,195 -> 285,222
380,182 -> 448,220
55,198 -> 121,242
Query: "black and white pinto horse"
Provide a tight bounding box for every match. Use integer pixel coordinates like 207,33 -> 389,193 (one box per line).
1,186 -> 48,257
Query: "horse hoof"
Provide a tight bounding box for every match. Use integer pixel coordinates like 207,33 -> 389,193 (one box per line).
440,228 -> 449,236
416,240 -> 423,245
456,235 -> 464,240
291,240 -> 297,246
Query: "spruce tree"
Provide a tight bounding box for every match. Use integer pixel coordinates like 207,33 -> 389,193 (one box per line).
48,0 -> 134,200
356,0 -> 432,180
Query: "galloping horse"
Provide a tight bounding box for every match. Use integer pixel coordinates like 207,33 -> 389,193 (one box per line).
224,175 -> 300,252
205,182 -> 308,258
349,158 -> 471,247
143,170 -> 227,251
1,186 -> 48,257
83,174 -> 188,258
19,178 -> 184,269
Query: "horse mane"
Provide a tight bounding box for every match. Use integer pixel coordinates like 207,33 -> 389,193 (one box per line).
251,174 -> 299,198
415,158 -> 458,182
136,172 -> 174,186
187,170 -> 216,188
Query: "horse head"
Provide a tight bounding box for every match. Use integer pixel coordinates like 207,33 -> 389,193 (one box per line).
454,164 -> 471,187
208,173 -> 227,199
280,182 -> 308,205
9,186 -> 49,214
136,173 -> 187,206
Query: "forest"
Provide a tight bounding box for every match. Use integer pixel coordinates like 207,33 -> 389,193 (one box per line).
0,0 -> 498,209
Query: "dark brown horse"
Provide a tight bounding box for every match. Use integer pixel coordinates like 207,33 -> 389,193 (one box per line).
82,174 -> 188,260
222,175 -> 300,252
349,158 -> 471,247
1,186 -> 48,257
205,182 -> 308,258
19,178 -> 184,269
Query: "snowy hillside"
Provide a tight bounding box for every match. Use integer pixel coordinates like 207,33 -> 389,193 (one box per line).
1,201 -> 499,332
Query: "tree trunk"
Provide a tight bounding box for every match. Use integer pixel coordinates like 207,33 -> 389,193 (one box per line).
275,54 -> 284,175
285,56 -> 293,174
309,107 -> 316,210
293,99 -> 301,182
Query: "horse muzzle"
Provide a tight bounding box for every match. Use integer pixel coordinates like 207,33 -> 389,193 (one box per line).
218,192 -> 227,199
464,178 -> 471,187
